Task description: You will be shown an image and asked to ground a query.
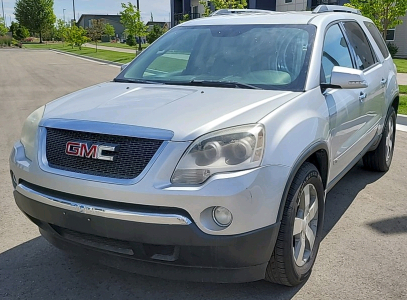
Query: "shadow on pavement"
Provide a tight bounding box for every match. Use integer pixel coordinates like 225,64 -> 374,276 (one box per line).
0,161 -> 384,300
322,161 -> 385,239
368,215 -> 407,234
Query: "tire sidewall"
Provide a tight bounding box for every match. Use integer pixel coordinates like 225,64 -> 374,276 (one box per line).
384,108 -> 396,168
284,167 -> 325,283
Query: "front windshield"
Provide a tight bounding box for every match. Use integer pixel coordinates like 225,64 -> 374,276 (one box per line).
116,24 -> 316,91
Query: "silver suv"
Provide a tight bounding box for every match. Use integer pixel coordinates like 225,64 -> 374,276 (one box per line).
10,6 -> 399,286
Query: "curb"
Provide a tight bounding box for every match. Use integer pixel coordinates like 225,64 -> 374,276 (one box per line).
397,114 -> 407,126
50,49 -> 124,67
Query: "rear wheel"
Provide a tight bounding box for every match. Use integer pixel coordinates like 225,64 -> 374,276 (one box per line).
363,107 -> 396,172
265,162 -> 325,286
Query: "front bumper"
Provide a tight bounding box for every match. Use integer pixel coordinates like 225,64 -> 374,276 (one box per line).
14,188 -> 280,283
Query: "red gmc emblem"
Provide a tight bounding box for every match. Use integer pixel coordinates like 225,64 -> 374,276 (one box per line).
65,141 -> 119,161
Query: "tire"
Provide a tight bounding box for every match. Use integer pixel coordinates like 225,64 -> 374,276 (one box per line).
265,162 -> 325,286
363,107 -> 396,172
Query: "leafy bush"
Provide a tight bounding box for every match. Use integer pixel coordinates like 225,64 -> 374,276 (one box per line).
126,34 -> 135,46
387,42 -> 398,58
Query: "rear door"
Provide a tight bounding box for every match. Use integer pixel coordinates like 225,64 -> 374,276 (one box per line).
341,21 -> 385,134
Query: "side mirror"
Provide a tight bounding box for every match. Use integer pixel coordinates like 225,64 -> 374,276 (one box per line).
121,63 -> 129,71
330,66 -> 368,89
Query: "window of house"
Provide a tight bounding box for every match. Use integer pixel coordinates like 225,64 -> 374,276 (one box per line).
285,0 -> 293,3
321,24 -> 353,84
342,21 -> 377,70
386,29 -> 395,41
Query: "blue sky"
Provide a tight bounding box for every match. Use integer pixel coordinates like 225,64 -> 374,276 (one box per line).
2,0 -> 171,26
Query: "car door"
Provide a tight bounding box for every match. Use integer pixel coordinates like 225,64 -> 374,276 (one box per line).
341,21 -> 385,138
321,23 -> 367,182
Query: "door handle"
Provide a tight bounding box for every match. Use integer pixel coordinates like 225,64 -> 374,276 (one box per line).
381,78 -> 387,85
359,92 -> 367,102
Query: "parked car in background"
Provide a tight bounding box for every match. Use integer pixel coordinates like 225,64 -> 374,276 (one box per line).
10,5 -> 398,286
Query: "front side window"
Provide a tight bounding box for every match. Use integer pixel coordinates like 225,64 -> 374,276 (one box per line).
342,21 -> 377,70
321,24 -> 353,84
116,25 -> 316,91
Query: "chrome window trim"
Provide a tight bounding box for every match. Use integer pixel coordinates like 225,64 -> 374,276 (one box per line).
37,121 -> 170,185
17,183 -> 192,225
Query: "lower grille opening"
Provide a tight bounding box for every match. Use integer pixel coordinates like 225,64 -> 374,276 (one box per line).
52,225 -> 134,256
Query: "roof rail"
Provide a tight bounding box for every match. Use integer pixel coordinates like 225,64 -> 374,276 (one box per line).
312,5 -> 361,15
210,9 -> 275,17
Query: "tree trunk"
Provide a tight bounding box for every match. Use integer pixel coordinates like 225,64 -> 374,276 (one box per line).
39,31 -> 43,43
96,40 -> 98,52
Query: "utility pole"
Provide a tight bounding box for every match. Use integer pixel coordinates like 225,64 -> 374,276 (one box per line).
63,9 -> 66,23
73,0 -> 76,22
1,0 -> 5,27
136,0 -> 142,52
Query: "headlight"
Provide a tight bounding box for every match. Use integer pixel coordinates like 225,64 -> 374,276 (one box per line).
20,106 -> 45,161
171,124 -> 265,184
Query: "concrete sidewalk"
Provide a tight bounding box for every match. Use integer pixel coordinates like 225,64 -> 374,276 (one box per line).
398,73 -> 407,85
84,43 -> 137,54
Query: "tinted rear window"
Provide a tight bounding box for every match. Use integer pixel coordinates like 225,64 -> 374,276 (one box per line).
364,21 -> 390,59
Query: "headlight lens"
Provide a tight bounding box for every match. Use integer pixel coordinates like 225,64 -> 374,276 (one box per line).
171,124 -> 265,184
20,106 -> 45,161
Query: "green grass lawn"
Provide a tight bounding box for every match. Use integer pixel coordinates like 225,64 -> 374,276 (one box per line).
23,43 -> 136,64
399,84 -> 407,115
399,94 -> 407,115
394,58 -> 407,73
98,42 -> 149,50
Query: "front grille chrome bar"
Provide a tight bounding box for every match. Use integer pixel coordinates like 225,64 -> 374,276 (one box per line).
17,183 -> 192,226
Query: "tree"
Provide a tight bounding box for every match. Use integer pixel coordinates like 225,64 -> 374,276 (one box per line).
14,0 -> 56,43
87,19 -> 106,52
9,21 -> 29,40
66,25 -> 88,50
200,0 -> 247,17
0,18 -> 8,35
120,2 -> 148,51
147,24 -> 166,44
55,19 -> 68,44
104,23 -> 115,38
345,0 -> 407,39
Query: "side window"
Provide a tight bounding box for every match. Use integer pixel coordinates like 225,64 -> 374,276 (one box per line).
343,22 -> 377,70
364,21 -> 390,59
321,24 -> 353,84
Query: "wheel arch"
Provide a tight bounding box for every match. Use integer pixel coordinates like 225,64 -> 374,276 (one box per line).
392,95 -> 399,114
276,142 -> 329,222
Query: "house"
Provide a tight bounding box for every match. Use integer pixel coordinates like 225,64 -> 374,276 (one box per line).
146,21 -> 170,31
77,14 -> 125,39
170,0 -> 407,57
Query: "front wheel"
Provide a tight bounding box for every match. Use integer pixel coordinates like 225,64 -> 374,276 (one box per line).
363,107 -> 396,172
265,162 -> 325,286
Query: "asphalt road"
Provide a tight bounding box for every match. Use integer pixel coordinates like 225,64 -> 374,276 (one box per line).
0,49 -> 406,300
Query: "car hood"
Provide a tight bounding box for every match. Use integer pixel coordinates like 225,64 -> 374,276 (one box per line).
44,82 -> 300,141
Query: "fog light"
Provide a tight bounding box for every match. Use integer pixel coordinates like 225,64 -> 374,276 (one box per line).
212,206 -> 233,227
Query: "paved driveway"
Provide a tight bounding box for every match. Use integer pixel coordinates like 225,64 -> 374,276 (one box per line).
0,49 -> 406,299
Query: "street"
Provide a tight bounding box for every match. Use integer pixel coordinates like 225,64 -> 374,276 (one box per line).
0,49 -> 406,299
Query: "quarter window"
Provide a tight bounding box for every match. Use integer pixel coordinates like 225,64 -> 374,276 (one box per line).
342,22 -> 376,70
364,21 -> 390,58
321,24 -> 353,84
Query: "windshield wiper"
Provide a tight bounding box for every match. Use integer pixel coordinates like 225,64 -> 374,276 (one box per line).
188,79 -> 261,90
113,78 -> 163,84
